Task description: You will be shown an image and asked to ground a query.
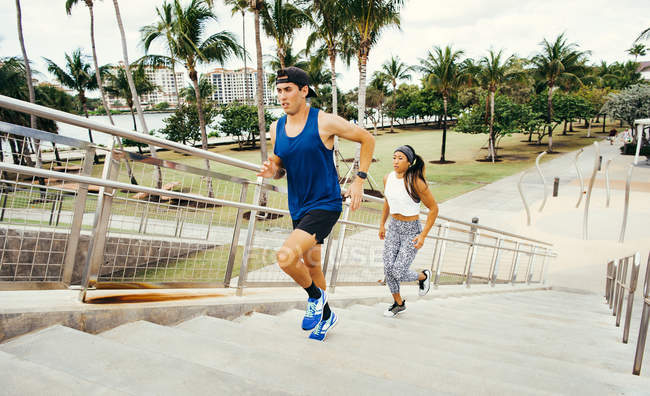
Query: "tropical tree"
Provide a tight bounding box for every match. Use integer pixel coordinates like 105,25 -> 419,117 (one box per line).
379,55 -> 411,133
113,0 -> 162,188
627,43 -> 647,61
14,0 -> 40,167
260,0 -> 309,70
224,0 -> 251,104
104,65 -> 157,131
530,33 -> 589,152
478,49 -> 524,162
344,0 -> 403,132
179,75 -> 214,103
418,45 -> 467,162
601,84 -> 650,135
141,0 -> 242,195
249,0 -> 269,163
266,46 -> 308,77
635,27 -> 650,43
44,49 -> 102,143
140,0 -> 183,107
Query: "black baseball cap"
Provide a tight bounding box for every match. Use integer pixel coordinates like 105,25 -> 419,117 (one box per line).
276,66 -> 318,98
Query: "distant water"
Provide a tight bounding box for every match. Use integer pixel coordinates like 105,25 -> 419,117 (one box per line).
56,109 -> 285,147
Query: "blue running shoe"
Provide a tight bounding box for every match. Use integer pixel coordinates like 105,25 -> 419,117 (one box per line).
302,288 -> 327,330
309,312 -> 338,341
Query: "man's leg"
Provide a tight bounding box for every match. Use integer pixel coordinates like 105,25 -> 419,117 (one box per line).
276,229 -> 318,287
303,244 -> 326,290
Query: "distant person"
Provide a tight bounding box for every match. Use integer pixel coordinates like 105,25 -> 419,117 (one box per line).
378,145 -> 439,317
257,66 -> 375,341
608,128 -> 617,145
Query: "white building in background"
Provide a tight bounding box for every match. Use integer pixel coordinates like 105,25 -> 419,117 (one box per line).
207,67 -> 275,105
106,63 -> 185,110
638,61 -> 650,80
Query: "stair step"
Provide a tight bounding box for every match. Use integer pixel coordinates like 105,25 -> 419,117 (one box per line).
0,325 -> 281,395
0,350 -> 126,396
178,315 -> 550,395
100,320 -> 433,396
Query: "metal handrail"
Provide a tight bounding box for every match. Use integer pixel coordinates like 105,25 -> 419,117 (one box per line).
0,94 -> 553,247
604,158 -> 612,208
518,169 -> 532,226
619,165 -> 633,243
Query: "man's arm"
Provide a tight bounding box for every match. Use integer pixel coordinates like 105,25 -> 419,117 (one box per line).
320,113 -> 375,210
257,121 -> 285,179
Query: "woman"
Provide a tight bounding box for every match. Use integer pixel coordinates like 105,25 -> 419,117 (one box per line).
379,145 -> 439,317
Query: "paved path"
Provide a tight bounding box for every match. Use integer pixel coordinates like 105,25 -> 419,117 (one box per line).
438,135 -> 650,293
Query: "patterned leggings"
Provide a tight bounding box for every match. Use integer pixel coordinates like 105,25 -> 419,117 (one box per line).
383,218 -> 422,294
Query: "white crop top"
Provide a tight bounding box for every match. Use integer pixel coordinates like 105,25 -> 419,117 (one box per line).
384,171 -> 421,216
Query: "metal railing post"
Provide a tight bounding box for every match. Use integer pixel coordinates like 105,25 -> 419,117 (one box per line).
61,146 -> 95,285
619,165 -> 633,243
223,183 -> 248,287
321,231 -> 335,278
510,242 -> 521,284
78,150 -> 120,302
329,200 -> 351,293
611,260 -> 619,310
236,177 -> 263,296
488,238 -> 503,287
429,224 -> 443,273
575,148 -> 585,208
518,170 -> 532,226
464,230 -> 479,287
583,142 -> 600,240
616,257 -> 630,327
606,260 -> 614,304
535,151 -> 548,212
540,248 -> 550,284
632,253 -> 650,375
604,158 -> 612,208
433,223 -> 450,288
525,246 -> 536,284
623,253 -> 640,343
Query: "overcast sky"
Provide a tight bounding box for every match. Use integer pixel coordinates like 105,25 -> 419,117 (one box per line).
1,0 -> 649,96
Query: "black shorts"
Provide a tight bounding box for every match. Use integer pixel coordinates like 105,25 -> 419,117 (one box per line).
292,209 -> 341,244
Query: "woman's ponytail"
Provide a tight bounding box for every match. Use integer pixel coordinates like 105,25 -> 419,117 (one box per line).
403,145 -> 425,203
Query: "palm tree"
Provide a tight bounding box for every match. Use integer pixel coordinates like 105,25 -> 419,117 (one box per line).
112,0 -> 162,188
266,46 -> 308,76
530,33 -> 588,152
250,0 -> 269,163
635,27 -> 650,43
104,64 -> 157,132
304,1 -> 348,117
627,43 -> 647,61
479,49 -> 523,162
380,55 -> 411,133
141,0 -> 242,196
179,75 -> 214,103
66,0 -> 138,184
14,0 -> 39,168
44,49 -> 101,143
225,0 -> 251,104
418,45 -> 466,163
260,0 -> 309,70
141,1 -> 182,108
343,0 -> 404,133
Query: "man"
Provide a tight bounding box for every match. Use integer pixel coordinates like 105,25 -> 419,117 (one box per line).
257,66 -> 375,341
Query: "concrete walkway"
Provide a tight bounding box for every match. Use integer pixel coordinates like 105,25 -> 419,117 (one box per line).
438,135 -> 650,293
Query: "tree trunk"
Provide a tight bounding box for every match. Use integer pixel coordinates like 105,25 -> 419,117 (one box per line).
547,85 -> 554,152
253,7 -> 267,163
602,114 -> 606,133
562,120 -> 567,135
89,4 -> 137,184
129,105 -> 136,131
15,0 -> 41,169
190,69 -> 214,198
328,46 -> 339,175
390,81 -> 396,133
113,0 -> 162,188
569,120 -> 574,132
587,118 -> 592,138
240,10 -> 249,105
441,96 -> 448,162
489,90 -> 495,162
80,92 -> 94,143
354,51 -> 368,172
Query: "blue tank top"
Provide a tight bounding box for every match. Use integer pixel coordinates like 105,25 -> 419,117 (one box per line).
274,107 -> 342,220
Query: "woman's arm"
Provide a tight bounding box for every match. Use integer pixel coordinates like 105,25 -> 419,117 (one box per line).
412,178 -> 439,249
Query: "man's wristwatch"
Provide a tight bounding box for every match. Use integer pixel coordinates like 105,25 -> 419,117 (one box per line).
356,171 -> 367,180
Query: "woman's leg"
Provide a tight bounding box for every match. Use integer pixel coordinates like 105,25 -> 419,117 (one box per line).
383,220 -> 402,300
394,222 -> 424,284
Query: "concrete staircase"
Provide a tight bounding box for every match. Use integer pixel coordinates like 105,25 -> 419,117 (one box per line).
1,289 -> 649,395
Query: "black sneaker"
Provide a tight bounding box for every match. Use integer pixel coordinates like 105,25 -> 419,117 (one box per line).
383,300 -> 406,317
419,269 -> 431,296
